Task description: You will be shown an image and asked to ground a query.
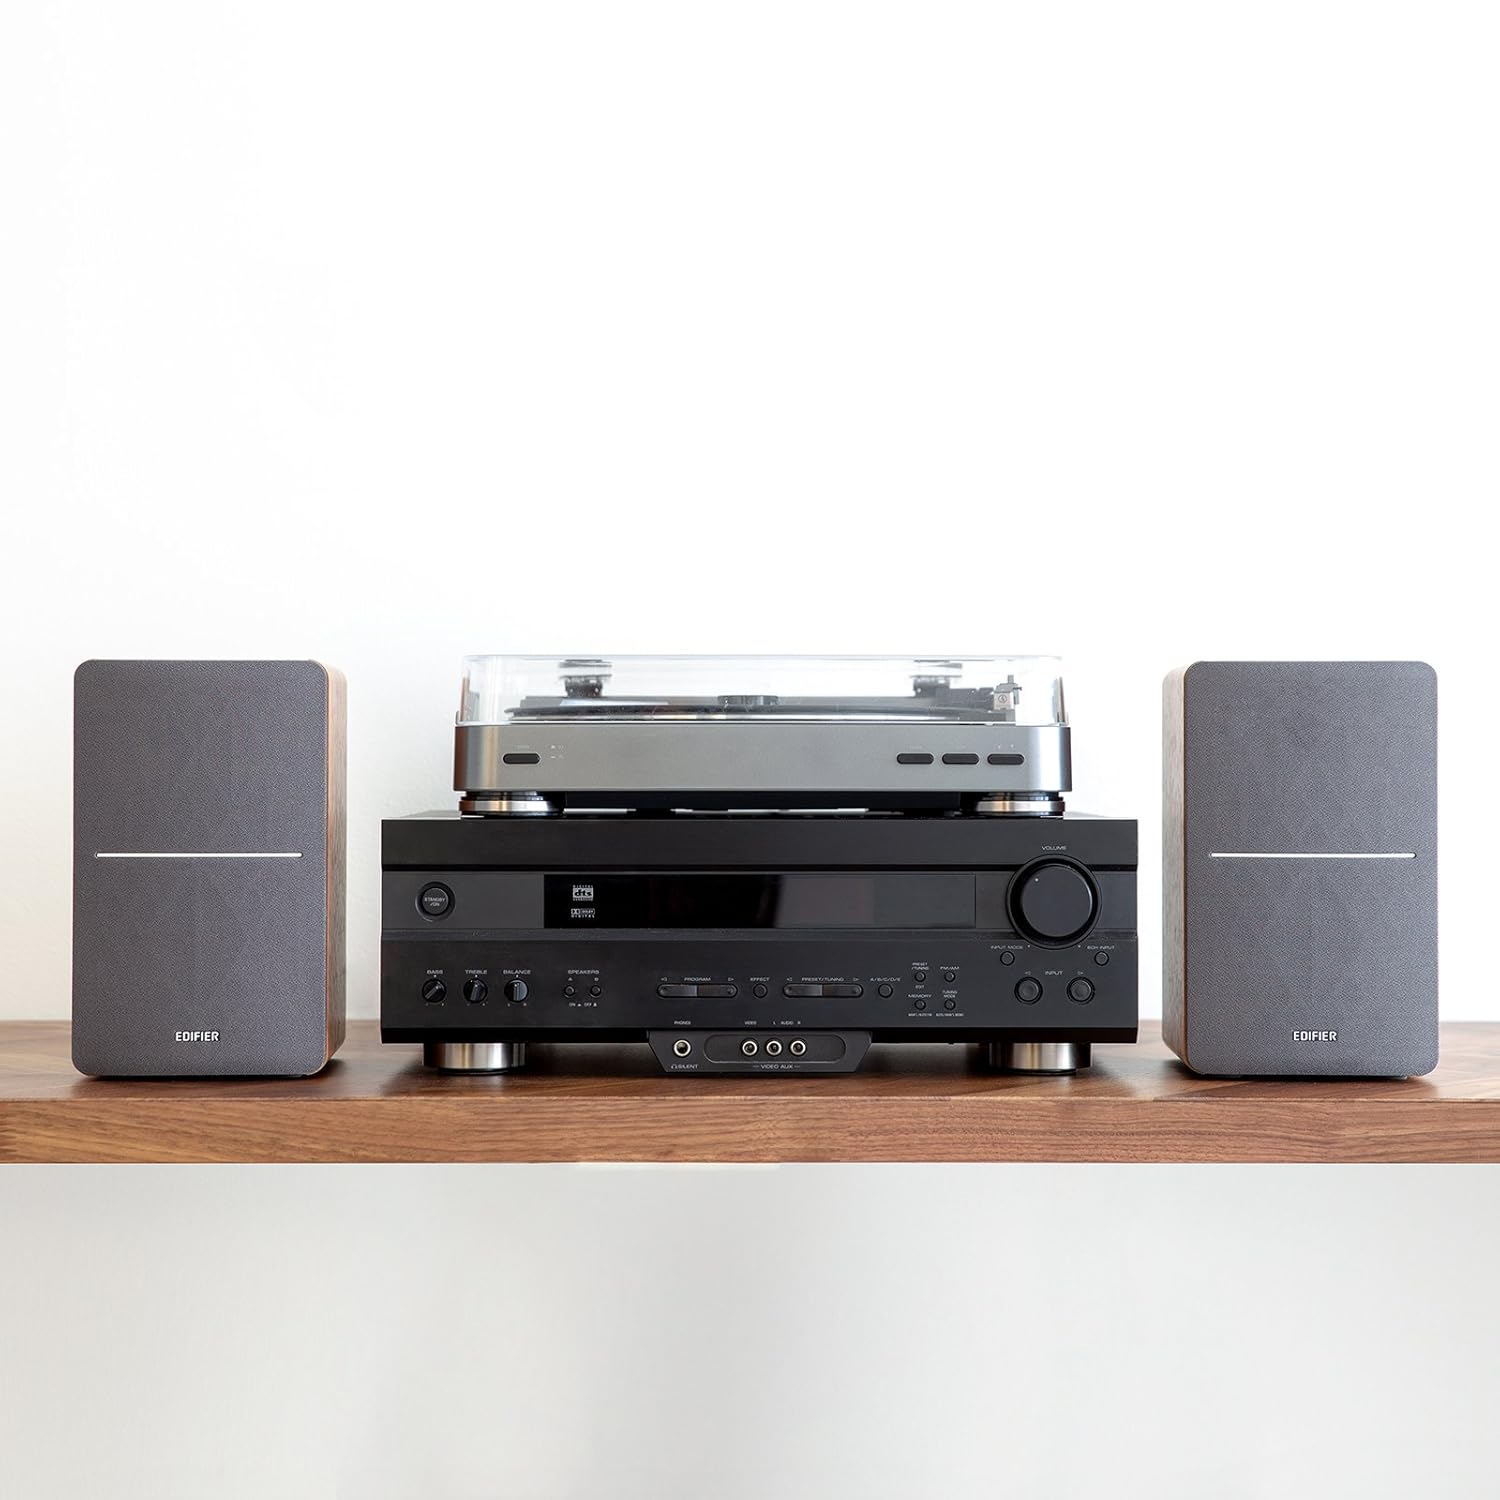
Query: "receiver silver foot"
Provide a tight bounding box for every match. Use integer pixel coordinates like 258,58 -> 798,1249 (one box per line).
986,1041 -> 1090,1074
424,1041 -> 528,1072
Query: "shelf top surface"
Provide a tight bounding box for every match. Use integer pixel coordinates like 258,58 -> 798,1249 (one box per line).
3,1021 -> 1497,1164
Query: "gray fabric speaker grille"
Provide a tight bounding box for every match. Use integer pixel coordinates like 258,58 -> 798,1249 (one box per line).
1178,661 -> 1437,1076
72,660 -> 334,1076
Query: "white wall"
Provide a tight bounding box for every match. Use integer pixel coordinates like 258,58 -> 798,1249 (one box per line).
2,1164 -> 1498,1499
2,6 -> 1497,1497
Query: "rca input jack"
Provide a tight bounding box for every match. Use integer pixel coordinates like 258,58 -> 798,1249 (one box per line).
765,1039 -> 783,1056
789,1038 -> 808,1057
741,1038 -> 759,1057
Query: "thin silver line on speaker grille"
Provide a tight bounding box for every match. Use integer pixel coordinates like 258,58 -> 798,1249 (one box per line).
1208,852 -> 1415,860
94,852 -> 304,859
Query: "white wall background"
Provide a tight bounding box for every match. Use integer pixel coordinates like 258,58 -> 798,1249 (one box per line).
2,1164 -> 1498,1500
2,5 -> 1497,1497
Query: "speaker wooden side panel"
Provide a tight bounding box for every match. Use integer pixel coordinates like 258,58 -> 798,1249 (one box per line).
322,664 -> 348,1063
1161,667 -> 1188,1064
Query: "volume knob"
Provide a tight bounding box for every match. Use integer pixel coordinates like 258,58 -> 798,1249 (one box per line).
1009,860 -> 1098,946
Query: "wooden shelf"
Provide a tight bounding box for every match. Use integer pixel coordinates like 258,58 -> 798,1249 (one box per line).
2,1021 -> 1497,1164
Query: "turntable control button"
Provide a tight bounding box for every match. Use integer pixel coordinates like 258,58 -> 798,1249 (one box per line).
1015,978 -> 1043,1004
463,978 -> 488,1004
698,984 -> 738,998
878,983 -> 894,998
658,984 -> 698,999
504,979 -> 529,1004
824,984 -> 863,998
896,753 -> 934,765
1067,977 -> 1095,1004
784,983 -> 824,998
421,978 -> 447,1004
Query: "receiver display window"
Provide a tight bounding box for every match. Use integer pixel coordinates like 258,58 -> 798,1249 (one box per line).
544,874 -> 974,929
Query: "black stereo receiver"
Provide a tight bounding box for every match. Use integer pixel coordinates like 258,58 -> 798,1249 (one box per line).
381,813 -> 1137,1075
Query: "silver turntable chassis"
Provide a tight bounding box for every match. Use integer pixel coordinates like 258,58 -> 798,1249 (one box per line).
456,720 -> 1070,812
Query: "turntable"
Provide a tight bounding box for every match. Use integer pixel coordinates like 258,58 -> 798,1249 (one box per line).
454,654 -> 1071,816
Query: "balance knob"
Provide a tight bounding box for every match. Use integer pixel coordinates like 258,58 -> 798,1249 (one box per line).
1009,860 -> 1099,946
504,979 -> 529,1004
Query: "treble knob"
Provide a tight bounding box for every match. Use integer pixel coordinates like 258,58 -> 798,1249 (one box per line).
1008,859 -> 1099,946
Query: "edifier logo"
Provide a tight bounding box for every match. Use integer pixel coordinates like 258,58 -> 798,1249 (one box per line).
1292,1029 -> 1337,1042
175,1030 -> 220,1043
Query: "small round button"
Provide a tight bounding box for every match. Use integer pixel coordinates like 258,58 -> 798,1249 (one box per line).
1000,951 -> 1016,966
914,998 -> 927,1010
914,970 -> 928,984
1094,951 -> 1110,967
463,977 -> 488,1004
417,883 -> 453,918
1015,977 -> 1043,1004
943,998 -> 956,1010
752,983 -> 768,998
564,984 -> 576,998
942,970 -> 956,984
421,977 -> 446,1004
1067,977 -> 1095,1004
589,984 -> 602,997
504,979 -> 528,1004
878,983 -> 894,998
